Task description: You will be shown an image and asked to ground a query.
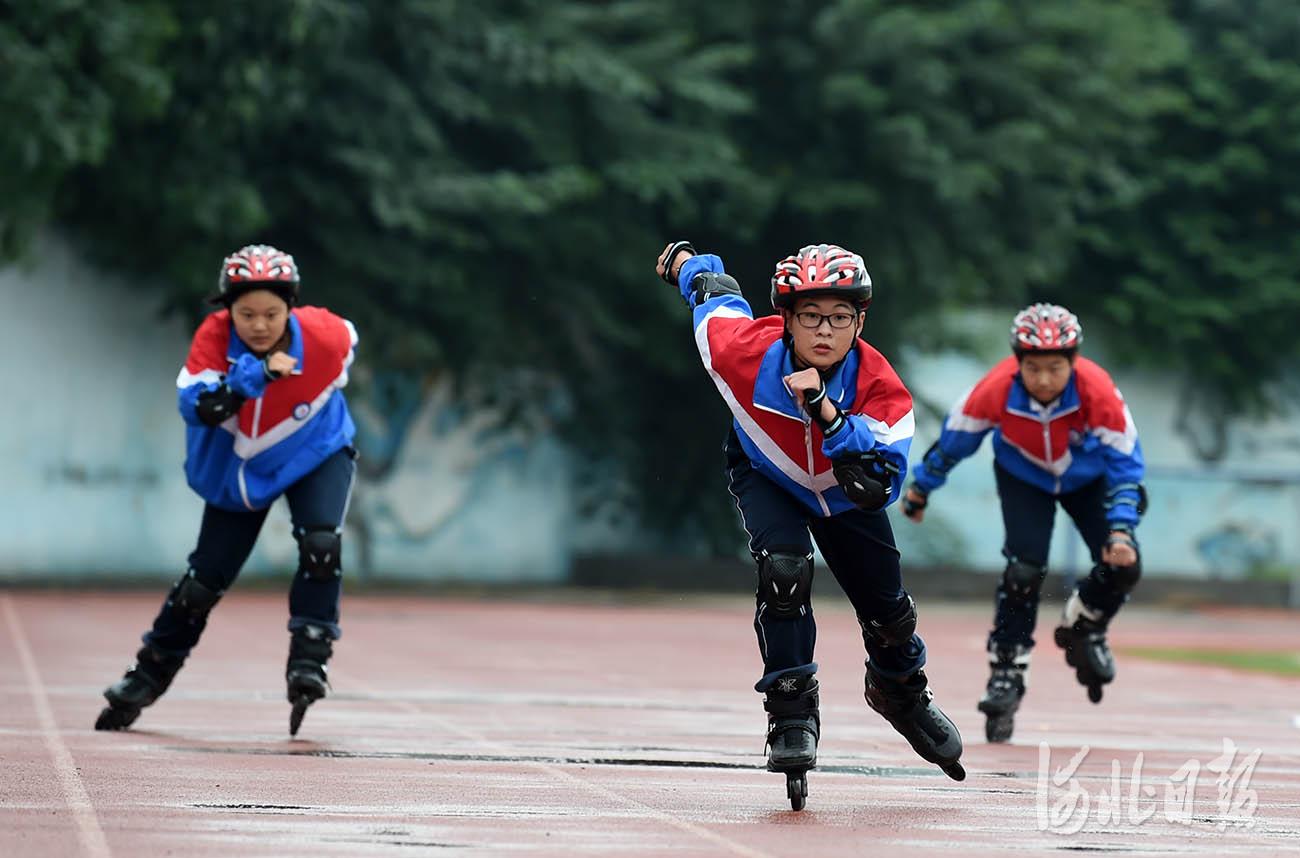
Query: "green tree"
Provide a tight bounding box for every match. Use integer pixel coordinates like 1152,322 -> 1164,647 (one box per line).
0,0 -> 172,255
40,0 -> 758,542
5,0 -> 1287,548
1069,0 -> 1300,458
715,0 -> 1182,357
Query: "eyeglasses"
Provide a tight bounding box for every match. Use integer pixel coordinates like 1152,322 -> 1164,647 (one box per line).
794,311 -> 858,330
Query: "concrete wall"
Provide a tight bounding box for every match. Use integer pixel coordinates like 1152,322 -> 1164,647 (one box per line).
892,330 -> 1300,581
0,236 -> 574,583
3,238 -> 1297,585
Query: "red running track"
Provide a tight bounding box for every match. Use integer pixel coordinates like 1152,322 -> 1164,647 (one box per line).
2,589 -> 1299,857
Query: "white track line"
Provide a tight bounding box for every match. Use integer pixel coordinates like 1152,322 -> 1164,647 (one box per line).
340,670 -> 776,858
2,594 -> 111,858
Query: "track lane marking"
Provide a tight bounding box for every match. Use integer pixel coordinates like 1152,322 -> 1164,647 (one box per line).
3,594 -> 112,858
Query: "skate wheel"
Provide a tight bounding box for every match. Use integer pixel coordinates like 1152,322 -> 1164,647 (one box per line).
942,761 -> 966,782
985,715 -> 1014,744
289,698 -> 310,737
1087,684 -> 1103,704
786,773 -> 807,811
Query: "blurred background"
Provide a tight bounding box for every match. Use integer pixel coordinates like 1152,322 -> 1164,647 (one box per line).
4,0 -> 1300,603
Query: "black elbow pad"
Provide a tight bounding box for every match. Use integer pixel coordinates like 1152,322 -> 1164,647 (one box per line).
692,272 -> 743,304
832,451 -> 900,511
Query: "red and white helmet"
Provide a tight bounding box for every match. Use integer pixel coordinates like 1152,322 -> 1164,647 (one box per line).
1010,303 -> 1082,354
770,244 -> 872,310
213,244 -> 300,305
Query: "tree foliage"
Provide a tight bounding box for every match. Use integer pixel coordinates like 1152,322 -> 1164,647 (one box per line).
1068,0 -> 1300,449
0,0 -> 172,255
1,0 -> 1294,542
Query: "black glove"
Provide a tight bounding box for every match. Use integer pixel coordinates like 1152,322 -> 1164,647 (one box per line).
832,450 -> 900,512
195,383 -> 246,427
901,487 -> 928,517
660,240 -> 696,286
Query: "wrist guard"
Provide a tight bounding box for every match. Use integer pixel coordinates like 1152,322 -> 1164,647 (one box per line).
661,240 -> 696,286
901,488 -> 928,516
802,383 -> 846,437
195,384 -> 246,426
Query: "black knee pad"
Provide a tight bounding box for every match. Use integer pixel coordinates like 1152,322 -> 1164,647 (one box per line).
1001,559 -> 1047,601
169,571 -> 221,621
757,550 -> 814,619
863,593 -> 918,647
1094,561 -> 1141,595
296,527 -> 342,580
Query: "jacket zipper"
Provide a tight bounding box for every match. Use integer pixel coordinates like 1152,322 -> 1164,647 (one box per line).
1041,417 -> 1060,493
238,461 -> 253,509
805,420 -> 830,515
241,390 -> 264,510
251,396 -> 264,438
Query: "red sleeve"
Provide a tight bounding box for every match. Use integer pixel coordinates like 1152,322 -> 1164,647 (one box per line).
701,314 -> 784,383
1075,357 -> 1131,433
957,355 -> 1018,424
294,305 -> 356,365
181,312 -> 231,379
853,342 -> 914,424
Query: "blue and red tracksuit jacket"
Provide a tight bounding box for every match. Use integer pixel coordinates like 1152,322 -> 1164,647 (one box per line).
910,354 -> 1146,530
678,254 -> 914,517
176,306 -> 358,511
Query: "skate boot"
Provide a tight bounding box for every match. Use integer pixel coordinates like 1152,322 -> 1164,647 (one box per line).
864,665 -> 965,781
286,625 -> 333,736
763,675 -> 819,811
1054,592 -> 1114,703
977,644 -> 1029,743
94,645 -> 186,731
